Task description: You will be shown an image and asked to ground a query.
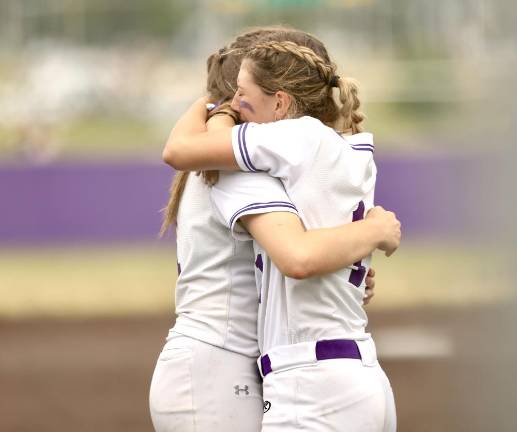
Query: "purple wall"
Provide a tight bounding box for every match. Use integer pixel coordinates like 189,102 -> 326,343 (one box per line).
0,156 -> 491,245
0,162 -> 172,244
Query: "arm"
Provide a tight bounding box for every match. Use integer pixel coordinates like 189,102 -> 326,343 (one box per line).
162,97 -> 238,171
240,207 -> 400,280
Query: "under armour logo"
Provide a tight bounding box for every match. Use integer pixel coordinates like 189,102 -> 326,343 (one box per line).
263,401 -> 271,413
234,385 -> 249,396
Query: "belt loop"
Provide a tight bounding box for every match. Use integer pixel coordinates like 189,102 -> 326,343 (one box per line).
356,337 -> 377,367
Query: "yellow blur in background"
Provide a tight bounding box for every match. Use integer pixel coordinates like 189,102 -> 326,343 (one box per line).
0,241 -> 512,318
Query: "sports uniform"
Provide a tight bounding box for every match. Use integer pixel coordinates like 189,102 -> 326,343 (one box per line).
149,171 -> 298,432
211,116 -> 396,432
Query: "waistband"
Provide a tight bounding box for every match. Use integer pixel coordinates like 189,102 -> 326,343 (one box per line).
258,336 -> 377,378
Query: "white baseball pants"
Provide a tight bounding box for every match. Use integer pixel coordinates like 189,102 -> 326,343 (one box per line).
260,338 -> 396,432
149,332 -> 263,432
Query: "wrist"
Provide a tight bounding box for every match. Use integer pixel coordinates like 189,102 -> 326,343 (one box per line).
364,218 -> 384,249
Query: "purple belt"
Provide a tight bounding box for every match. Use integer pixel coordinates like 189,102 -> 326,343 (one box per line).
259,339 -> 362,378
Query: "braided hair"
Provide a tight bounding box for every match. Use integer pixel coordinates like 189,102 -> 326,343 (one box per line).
243,40 -> 365,133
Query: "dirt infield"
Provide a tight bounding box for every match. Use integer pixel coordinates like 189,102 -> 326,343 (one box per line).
1,306 -> 515,432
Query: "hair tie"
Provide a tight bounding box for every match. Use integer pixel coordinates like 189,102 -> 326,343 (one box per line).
330,75 -> 340,88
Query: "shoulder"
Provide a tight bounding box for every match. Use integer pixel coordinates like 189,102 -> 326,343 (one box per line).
216,171 -> 285,192
341,131 -> 375,153
279,116 -> 324,134
345,132 -> 374,145
245,116 -> 323,137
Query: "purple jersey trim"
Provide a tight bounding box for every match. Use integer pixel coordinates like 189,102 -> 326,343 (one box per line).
350,144 -> 375,153
240,123 -> 260,172
351,143 -> 374,149
332,130 -> 375,152
351,146 -> 374,153
234,200 -> 297,212
237,123 -> 254,172
255,253 -> 263,272
260,339 -> 361,378
229,201 -> 297,228
350,201 -> 367,287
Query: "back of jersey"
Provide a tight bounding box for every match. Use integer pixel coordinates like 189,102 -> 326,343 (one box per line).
231,117 -> 376,354
173,173 -> 259,357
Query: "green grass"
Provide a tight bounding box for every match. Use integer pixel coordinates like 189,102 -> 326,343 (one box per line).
0,242 -> 512,319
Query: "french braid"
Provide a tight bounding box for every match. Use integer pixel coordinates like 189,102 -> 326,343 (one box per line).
251,41 -> 334,84
244,40 -> 364,132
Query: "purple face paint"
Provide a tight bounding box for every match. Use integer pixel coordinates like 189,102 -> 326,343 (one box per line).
239,100 -> 255,114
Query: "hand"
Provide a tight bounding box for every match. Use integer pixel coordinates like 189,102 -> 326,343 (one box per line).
363,267 -> 375,305
195,95 -> 210,108
366,206 -> 401,257
207,101 -> 240,123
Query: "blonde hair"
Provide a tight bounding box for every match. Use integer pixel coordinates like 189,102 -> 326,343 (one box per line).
244,40 -> 365,133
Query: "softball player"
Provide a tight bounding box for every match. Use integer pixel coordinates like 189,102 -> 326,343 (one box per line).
151,29 -> 399,432
163,38 -> 399,431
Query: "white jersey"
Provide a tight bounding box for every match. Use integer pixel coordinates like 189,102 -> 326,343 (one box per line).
212,116 -> 376,354
173,172 -> 296,358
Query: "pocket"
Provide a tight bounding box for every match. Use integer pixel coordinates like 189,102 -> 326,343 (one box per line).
149,347 -> 194,425
261,369 -> 299,430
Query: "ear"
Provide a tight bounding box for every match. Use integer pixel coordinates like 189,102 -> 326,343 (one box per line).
273,91 -> 292,120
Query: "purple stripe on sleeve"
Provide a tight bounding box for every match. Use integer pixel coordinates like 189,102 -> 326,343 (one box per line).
241,123 -> 260,172
351,144 -> 375,151
351,144 -> 374,149
238,124 -> 254,171
229,202 -> 297,228
234,200 -> 297,214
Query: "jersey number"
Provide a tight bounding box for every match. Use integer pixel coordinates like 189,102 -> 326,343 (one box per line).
349,201 -> 367,287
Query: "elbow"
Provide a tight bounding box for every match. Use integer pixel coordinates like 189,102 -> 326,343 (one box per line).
162,147 -> 180,169
278,250 -> 316,280
162,139 -> 188,170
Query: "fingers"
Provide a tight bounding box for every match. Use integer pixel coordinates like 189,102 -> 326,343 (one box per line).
364,267 -> 376,305
365,275 -> 375,290
363,288 -> 375,305
366,205 -> 385,219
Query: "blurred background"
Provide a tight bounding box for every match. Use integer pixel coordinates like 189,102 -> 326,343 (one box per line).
1,0 -> 515,431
